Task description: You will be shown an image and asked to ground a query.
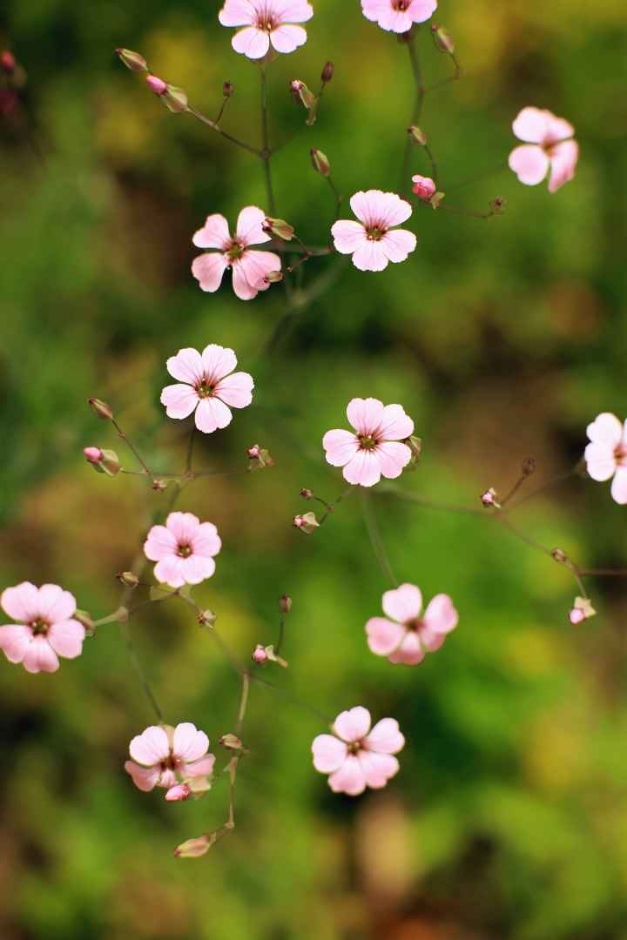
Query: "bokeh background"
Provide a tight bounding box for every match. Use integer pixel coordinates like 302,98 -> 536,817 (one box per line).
1,0 -> 627,937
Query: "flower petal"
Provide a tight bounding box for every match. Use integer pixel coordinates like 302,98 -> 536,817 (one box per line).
512,107 -> 551,144
0,624 -> 33,664
125,760 -> 161,792
364,718 -> 405,755
201,344 -> 237,383
236,205 -> 271,246
380,228 -> 416,263
181,555 -> 216,584
270,23 -> 308,54
586,413 -> 623,447
423,594 -> 459,637
173,722 -> 209,762
273,0 -> 314,22
311,734 -> 347,773
194,397 -> 233,434
47,620 -> 86,659
328,755 -> 367,796
359,751 -> 400,788
333,706 -> 371,743
144,524 -> 178,562
365,617 -> 406,656
342,450 -> 382,487
508,145 -> 550,186
214,371 -> 254,409
185,754 -> 216,778
36,584 -> 77,623
192,214 -> 231,250
232,25 -> 271,58
331,220 -> 368,255
1,581 -> 41,623
166,348 -> 205,385
322,429 -> 360,467
233,250 -> 281,299
382,583 -> 422,623
160,384 -> 199,420
347,397 -> 385,435
388,632 -> 425,665
548,140 -> 579,193
351,240 -> 389,272
154,556 -> 187,588
377,403 -> 414,441
584,443 -> 617,482
374,441 -> 412,479
218,0 -> 255,27
611,467 -> 627,505
191,253 -> 229,293
22,637 -> 59,673
191,522 -> 222,558
129,726 -> 170,766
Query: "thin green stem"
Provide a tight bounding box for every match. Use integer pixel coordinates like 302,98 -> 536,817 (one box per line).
112,418 -> 153,480
361,490 -> 398,587
260,66 -> 276,216
401,33 -> 425,192
186,105 -> 260,156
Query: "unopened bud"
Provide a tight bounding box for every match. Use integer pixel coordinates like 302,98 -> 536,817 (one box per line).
163,85 -> 188,113
100,449 -> 122,476
431,24 -> 456,55
174,832 -> 218,858
263,217 -> 295,241
220,733 -> 245,751
152,479 -> 168,492
115,48 -> 148,72
146,74 -> 167,96
481,487 -> 499,508
165,783 -> 192,802
406,435 -> 423,469
117,571 -> 139,588
321,61 -> 334,83
289,79 -> 316,110
569,596 -> 596,625
551,548 -> 568,564
198,609 -> 217,627
521,457 -> 536,477
264,270 -> 283,284
83,446 -> 104,464
247,445 -> 274,470
252,644 -> 269,664
408,125 -> 428,146
222,81 -> 234,98
310,148 -> 331,177
88,398 -> 114,421
247,445 -> 261,459
293,511 -> 319,534
411,175 -> 436,200
1,51 -> 16,74
279,594 -> 292,614
300,488 -> 314,499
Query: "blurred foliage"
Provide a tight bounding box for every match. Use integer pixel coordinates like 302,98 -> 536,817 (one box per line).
1,1 -> 627,938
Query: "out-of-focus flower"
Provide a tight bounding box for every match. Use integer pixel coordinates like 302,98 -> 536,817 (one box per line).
219,0 -> 313,60
312,707 -> 405,796
569,596 -> 596,626
331,191 -> 416,272
584,413 -> 627,504
361,0 -> 437,33
125,723 -> 215,797
0,582 -> 86,673
161,344 -> 254,434
411,175 -> 436,200
509,107 -> 579,194
323,397 -> 414,487
144,512 -> 221,588
192,206 -> 281,301
366,583 -> 458,665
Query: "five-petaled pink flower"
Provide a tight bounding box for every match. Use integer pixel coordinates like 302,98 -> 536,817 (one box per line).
192,206 -> 281,300
125,723 -> 215,799
218,0 -> 313,60
144,512 -> 221,588
312,707 -> 405,796
161,344 -> 254,434
509,107 -> 579,194
323,397 -> 414,487
584,413 -> 627,504
331,191 -> 416,272
366,583 -> 459,665
361,0 -> 437,33
0,582 -> 86,674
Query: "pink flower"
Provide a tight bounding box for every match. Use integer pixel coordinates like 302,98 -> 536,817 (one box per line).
331,191 -> 416,272
361,0 -> 437,33
366,583 -> 458,665
0,582 -> 86,674
411,175 -> 436,200
218,0 -> 313,60
312,707 -> 405,796
584,413 -> 627,504
323,397 -> 414,487
509,107 -> 579,194
160,344 -> 254,434
192,206 -> 281,300
144,512 -> 221,588
125,723 -> 215,798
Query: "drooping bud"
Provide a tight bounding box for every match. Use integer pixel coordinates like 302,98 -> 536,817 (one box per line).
83,446 -> 104,464
407,125 -> 428,146
174,832 -> 218,858
115,48 -> 148,72
146,74 -> 167,96
569,596 -> 596,625
310,148 -> 331,177
279,594 -> 292,615
252,644 -> 269,664
222,81 -> 234,98
321,61 -> 334,83
262,217 -> 295,241
293,512 -> 320,534
431,24 -> 456,55
117,571 -> 139,588
551,548 -> 568,564
88,398 -> 114,421
300,488 -> 314,500
219,733 -> 245,751
1,51 -> 16,74
145,75 -> 188,112
165,783 -> 192,802
289,79 -> 317,111
198,609 -> 217,627
481,487 -> 499,508
411,175 -> 436,200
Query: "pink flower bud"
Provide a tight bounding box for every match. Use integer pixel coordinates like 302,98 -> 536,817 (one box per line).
310,148 -> 331,177
289,79 -> 316,110
569,596 -> 596,625
1,51 -> 16,74
146,74 -> 167,96
165,783 -> 192,802
252,644 -> 269,664
174,833 -> 218,858
247,445 -> 261,459
481,488 -> 499,508
412,175 -> 437,200
569,608 -> 585,625
83,446 -> 104,464
321,61 -> 334,84
293,512 -> 320,534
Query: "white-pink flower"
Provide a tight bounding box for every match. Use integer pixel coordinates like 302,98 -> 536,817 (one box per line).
161,344 -> 254,434
331,190 -> 416,272
361,0 -> 437,33
366,583 -> 458,665
0,582 -> 86,674
125,723 -> 215,799
323,397 -> 414,487
509,107 -> 579,194
218,0 -> 313,60
144,512 -> 221,588
192,206 -> 281,300
584,413 -> 627,504
312,707 -> 405,796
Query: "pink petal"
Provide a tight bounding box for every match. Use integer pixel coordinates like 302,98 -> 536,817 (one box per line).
166,347 -> 205,385
343,449 -> 382,487
165,784 -> 192,801
419,627 -> 447,653
374,441 -> 412,480
154,555 -> 187,588
1,581 -> 42,622
508,145 -> 550,186
322,429 -> 360,468
382,583 -> 422,623
36,584 -> 77,623
0,624 -> 33,663
201,344 -> 237,383
545,113 -> 575,143
180,554 -> 216,584
359,751 -> 400,788
362,2 -> 413,33
273,0 -> 314,22
194,397 -> 233,433
47,620 -> 86,659
233,250 -> 281,299
328,755 -> 367,796
407,0 -> 438,21
333,706 -> 371,743
124,760 -> 161,792
365,617 -> 406,656
584,443 -> 617,482
586,413 -> 623,447
611,467 -> 627,505
380,228 -> 416,264
129,725 -> 170,766
144,524 -> 178,562
388,632 -> 425,665
192,213 -> 231,250
190,522 -> 221,558
270,23 -> 307,53
512,107 -> 552,144
22,637 -> 59,674
185,754 -> 216,778
548,140 -> 579,193
236,205 -> 271,246
347,397 -> 385,435
364,718 -> 405,755
166,512 -> 200,545
351,240 -> 389,272
423,594 -> 459,637
218,0 -> 255,27
350,190 -> 412,228
331,220 -> 368,255
160,384 -> 199,420
377,403 -> 414,441
232,26 -> 271,58
311,734 -> 347,773
173,722 -> 209,762
214,371 -> 254,409
191,253 -> 229,293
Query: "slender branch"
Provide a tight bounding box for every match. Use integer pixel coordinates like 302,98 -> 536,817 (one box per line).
112,418 -> 153,480
185,105 -> 260,156
259,65 -> 276,216
401,32 -> 425,191
361,491 -> 398,587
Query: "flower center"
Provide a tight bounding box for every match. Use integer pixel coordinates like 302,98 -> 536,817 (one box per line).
161,753 -> 182,772
226,241 -> 245,262
195,380 -> 215,399
358,433 -> 378,450
406,617 -> 424,633
255,14 -> 277,32
177,544 -> 193,558
615,444 -> 627,467
347,741 -> 362,755
30,618 -> 49,636
393,0 -> 411,9
366,225 -> 386,241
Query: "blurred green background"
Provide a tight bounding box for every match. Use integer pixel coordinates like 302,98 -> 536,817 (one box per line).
1,1 -> 627,937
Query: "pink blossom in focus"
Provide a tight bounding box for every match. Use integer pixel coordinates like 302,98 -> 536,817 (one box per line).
411,175 -> 436,200
331,191 -> 416,272
584,413 -> 627,504
192,206 -> 281,300
323,397 -> 414,487
509,107 -> 579,194
219,0 -> 313,60
160,344 -> 254,434
0,582 -> 86,674
366,583 -> 458,665
361,0 -> 437,33
312,707 -> 405,796
144,512 -> 221,588
125,723 -> 215,797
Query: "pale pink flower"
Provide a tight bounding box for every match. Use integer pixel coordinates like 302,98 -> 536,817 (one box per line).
161,344 -> 254,434
219,0 -> 313,60
0,582 -> 86,674
312,707 -> 405,796
125,723 -> 215,798
332,191 -> 416,272
584,413 -> 627,504
366,583 -> 458,665
509,107 -> 579,194
411,175 -> 436,200
361,0 -> 437,33
144,512 -> 221,588
192,206 -> 281,300
323,397 -> 414,487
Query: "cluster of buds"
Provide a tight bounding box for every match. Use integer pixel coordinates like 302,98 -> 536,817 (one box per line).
115,48 -> 188,114
293,511 -> 319,534
251,643 -> 288,668
246,444 -> 274,471
83,446 -> 121,476
289,62 -> 333,127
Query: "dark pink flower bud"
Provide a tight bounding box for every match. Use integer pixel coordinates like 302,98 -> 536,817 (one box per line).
293,512 -> 319,534
569,608 -> 585,625
165,783 -> 192,802
252,644 -> 269,664
481,488 -> 499,508
247,445 -> 261,459
412,175 -> 437,200
321,61 -> 334,83
83,446 -> 104,464
146,74 -> 168,96
310,148 -> 331,177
